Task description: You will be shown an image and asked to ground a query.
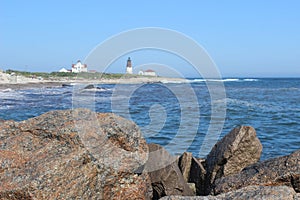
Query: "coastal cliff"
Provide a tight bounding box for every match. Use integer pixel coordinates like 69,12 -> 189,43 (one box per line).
0,109 -> 299,199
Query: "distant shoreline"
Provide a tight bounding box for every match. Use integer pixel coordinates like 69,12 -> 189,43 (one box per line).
0,76 -> 188,90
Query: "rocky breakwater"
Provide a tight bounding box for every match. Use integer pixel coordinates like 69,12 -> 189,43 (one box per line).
0,109 -> 299,200
164,126 -> 300,200
0,109 -> 152,199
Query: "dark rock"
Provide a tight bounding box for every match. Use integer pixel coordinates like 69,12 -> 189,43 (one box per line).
189,158 -> 206,195
145,143 -> 194,199
214,149 -> 300,195
178,152 -> 206,195
159,195 -> 218,200
220,185 -> 297,200
178,152 -> 193,182
82,84 -> 106,91
0,109 -> 152,199
84,84 -> 95,89
159,185 -> 297,200
62,83 -> 73,87
292,173 -> 300,193
204,126 -> 262,194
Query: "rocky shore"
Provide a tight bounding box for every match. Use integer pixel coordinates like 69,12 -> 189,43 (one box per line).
0,109 -> 299,199
0,71 -> 187,91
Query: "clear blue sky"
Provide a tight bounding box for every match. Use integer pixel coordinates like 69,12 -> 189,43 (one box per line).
1,0 -> 300,77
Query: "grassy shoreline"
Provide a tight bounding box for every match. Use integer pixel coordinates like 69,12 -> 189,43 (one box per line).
4,69 -> 142,80
0,70 -> 187,90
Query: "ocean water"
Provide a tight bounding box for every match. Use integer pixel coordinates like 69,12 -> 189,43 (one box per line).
0,78 -> 299,160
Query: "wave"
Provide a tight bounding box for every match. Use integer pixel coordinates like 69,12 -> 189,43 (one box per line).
161,80 -> 188,84
1,88 -> 14,92
225,98 -> 276,111
0,91 -> 24,100
81,88 -> 111,92
243,78 -> 259,81
187,79 -> 206,83
221,78 -> 240,82
224,97 -> 293,113
188,78 -> 259,83
0,105 -> 14,110
187,78 -> 237,83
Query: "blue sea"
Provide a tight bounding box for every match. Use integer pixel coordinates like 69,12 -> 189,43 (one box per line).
1,78 -> 299,160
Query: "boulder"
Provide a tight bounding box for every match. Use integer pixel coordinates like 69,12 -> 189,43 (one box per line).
0,119 -> 5,124
214,149 -> 300,195
178,152 -> 193,182
178,152 -> 206,195
189,158 -> 206,195
145,143 -> 194,199
220,185 -> 297,200
159,185 -> 297,200
0,109 -> 152,199
204,126 -> 262,194
178,152 -> 206,194
159,195 -> 218,200
82,84 -> 105,91
84,84 -> 96,89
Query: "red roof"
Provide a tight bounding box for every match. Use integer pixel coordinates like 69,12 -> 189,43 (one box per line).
145,69 -> 155,72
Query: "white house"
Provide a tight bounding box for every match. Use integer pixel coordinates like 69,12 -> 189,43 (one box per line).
138,69 -> 157,76
58,68 -> 70,73
72,60 -> 88,73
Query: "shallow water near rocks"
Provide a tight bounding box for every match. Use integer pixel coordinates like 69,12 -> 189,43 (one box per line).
0,78 -> 299,160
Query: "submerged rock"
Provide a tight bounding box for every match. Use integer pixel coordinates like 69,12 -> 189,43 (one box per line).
82,84 -> 107,91
84,84 -> 96,89
214,149 -> 300,195
0,109 -> 151,199
204,126 -> 262,195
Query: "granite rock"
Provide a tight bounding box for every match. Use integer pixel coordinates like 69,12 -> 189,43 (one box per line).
214,149 -> 300,195
178,152 -> 206,195
145,143 -> 194,199
160,185 -> 297,200
0,109 -> 151,199
189,157 -> 206,195
204,126 -> 262,194
178,152 -> 193,182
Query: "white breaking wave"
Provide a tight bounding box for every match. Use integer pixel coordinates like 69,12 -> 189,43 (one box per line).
188,78 -> 260,83
161,80 -> 188,84
188,78 -> 239,83
243,78 -> 259,81
0,105 -> 14,110
1,88 -> 14,92
187,79 -> 206,83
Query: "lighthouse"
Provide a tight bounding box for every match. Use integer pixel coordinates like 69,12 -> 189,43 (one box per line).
125,57 -> 133,74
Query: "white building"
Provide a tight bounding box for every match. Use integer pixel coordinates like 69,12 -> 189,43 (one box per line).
58,68 -> 70,73
72,60 -> 87,73
138,69 -> 157,76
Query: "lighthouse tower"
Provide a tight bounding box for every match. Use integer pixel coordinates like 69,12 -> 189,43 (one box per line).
125,57 -> 133,74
